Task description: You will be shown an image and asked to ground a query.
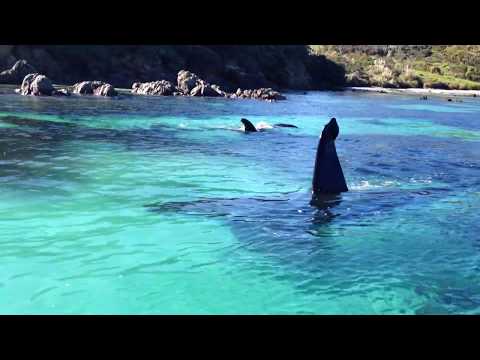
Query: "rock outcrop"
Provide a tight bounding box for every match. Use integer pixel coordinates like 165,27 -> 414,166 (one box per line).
177,70 -> 200,94
190,82 -> 225,97
131,70 -> 285,101
0,60 -> 37,84
72,81 -> 117,96
19,73 -> 55,96
131,80 -> 175,95
229,88 -> 286,101
176,70 -> 224,97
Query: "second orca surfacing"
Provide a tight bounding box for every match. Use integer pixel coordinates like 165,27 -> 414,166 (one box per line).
240,118 -> 298,133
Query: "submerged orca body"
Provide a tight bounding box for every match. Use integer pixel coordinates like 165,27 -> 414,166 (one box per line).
240,118 -> 298,132
274,123 -> 298,128
311,118 -> 348,196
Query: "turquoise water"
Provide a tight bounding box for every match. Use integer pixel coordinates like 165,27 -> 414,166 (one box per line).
0,88 -> 479,314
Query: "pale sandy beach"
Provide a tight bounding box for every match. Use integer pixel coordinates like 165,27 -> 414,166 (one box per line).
348,86 -> 480,98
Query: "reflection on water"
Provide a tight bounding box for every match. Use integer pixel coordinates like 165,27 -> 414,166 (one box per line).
1,87 -> 480,314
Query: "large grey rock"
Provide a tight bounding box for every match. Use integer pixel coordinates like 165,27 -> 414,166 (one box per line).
190,83 -> 224,97
177,70 -> 228,97
72,81 -> 117,96
177,70 -> 201,94
230,87 -> 286,101
211,84 -> 227,96
19,73 -> 55,96
0,60 -> 37,84
94,83 -> 116,96
131,80 -> 175,95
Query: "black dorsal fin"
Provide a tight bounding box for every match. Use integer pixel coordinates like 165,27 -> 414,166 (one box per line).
241,118 -> 257,132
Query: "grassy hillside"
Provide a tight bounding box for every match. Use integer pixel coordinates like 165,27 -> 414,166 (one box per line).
310,45 -> 480,90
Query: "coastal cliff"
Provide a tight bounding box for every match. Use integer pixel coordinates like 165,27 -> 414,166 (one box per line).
0,45 -> 345,91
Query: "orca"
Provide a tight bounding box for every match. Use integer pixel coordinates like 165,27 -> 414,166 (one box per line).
240,118 -> 298,132
274,123 -> 299,128
311,118 -> 348,197
240,118 -> 258,132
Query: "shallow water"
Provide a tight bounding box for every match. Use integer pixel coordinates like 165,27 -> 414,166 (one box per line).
0,88 -> 479,314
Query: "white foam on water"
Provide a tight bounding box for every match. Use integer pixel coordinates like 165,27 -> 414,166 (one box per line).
256,121 -> 273,130
349,179 -> 403,191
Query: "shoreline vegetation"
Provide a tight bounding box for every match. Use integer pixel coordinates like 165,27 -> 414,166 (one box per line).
310,45 -> 480,91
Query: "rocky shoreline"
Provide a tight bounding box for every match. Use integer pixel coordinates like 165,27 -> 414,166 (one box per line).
5,59 -> 479,102
3,60 -> 287,102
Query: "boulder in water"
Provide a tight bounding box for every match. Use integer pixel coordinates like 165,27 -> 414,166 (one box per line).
19,73 -> 55,96
177,70 -> 227,97
230,87 -> 286,101
177,70 -> 201,94
131,80 -> 176,95
72,81 -> 117,96
94,83 -> 116,96
190,82 -> 224,97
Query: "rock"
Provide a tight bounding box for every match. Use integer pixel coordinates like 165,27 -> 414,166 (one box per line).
54,88 -> 71,96
425,81 -> 449,90
177,70 -> 227,97
233,87 -> 286,101
94,83 -> 116,96
0,60 -> 37,84
211,84 -> 227,97
189,84 -> 204,96
130,70 -> 283,101
72,81 -> 117,96
19,73 -> 55,96
190,83 -> 224,97
177,70 -> 201,94
72,81 -> 94,94
131,80 -> 175,96
346,71 -> 369,87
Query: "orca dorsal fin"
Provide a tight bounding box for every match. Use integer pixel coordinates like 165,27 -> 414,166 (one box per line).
312,118 -> 348,195
241,118 -> 258,132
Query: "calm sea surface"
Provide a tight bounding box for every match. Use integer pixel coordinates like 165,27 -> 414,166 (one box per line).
0,86 -> 479,314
